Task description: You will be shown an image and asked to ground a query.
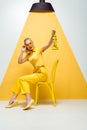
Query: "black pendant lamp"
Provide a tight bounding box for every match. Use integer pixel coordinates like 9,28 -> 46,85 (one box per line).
30,0 -> 54,12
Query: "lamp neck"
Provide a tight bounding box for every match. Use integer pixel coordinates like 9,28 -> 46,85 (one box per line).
40,0 -> 45,2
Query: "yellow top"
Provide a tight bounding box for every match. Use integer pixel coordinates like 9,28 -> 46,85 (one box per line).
26,48 -> 44,68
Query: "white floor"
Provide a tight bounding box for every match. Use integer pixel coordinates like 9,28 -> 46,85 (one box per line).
0,100 -> 87,130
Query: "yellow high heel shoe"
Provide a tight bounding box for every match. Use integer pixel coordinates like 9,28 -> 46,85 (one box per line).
5,100 -> 18,108
23,99 -> 34,110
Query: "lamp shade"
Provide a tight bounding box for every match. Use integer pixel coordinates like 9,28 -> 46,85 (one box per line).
30,0 -> 54,12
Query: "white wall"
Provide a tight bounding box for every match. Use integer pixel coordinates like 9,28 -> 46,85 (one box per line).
0,0 -> 87,83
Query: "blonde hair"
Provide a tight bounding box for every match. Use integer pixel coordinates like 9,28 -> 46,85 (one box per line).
24,38 -> 32,45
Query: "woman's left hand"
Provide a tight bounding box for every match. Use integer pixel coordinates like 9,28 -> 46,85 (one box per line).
52,30 -> 56,36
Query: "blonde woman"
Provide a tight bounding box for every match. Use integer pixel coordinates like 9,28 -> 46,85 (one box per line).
6,30 -> 56,110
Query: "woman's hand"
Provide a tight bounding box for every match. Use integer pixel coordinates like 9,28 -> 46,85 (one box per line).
52,30 -> 56,37
18,46 -> 27,64
21,46 -> 26,52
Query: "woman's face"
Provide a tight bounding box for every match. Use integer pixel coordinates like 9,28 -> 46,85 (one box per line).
24,39 -> 34,51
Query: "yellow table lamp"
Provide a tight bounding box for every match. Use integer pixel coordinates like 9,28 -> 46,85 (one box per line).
52,35 -> 59,50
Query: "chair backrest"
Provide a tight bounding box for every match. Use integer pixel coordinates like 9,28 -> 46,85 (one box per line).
50,59 -> 59,83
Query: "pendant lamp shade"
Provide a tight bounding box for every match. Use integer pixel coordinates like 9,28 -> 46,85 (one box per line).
30,0 -> 54,12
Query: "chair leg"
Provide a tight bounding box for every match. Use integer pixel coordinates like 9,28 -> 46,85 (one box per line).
35,85 -> 39,105
52,88 -> 56,107
50,84 -> 56,107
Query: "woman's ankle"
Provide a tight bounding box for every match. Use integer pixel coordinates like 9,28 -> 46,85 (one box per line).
9,94 -> 17,105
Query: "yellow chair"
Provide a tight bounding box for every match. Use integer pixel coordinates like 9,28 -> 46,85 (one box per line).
35,59 -> 59,106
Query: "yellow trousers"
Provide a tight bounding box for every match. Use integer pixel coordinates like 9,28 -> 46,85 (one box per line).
12,66 -> 48,95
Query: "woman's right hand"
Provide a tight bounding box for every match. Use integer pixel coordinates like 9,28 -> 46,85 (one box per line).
21,46 -> 26,52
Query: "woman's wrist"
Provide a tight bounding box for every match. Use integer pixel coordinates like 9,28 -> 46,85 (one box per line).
52,35 -> 55,40
21,50 -> 24,54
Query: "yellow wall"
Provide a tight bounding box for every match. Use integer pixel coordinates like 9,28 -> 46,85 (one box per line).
0,12 -> 87,100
